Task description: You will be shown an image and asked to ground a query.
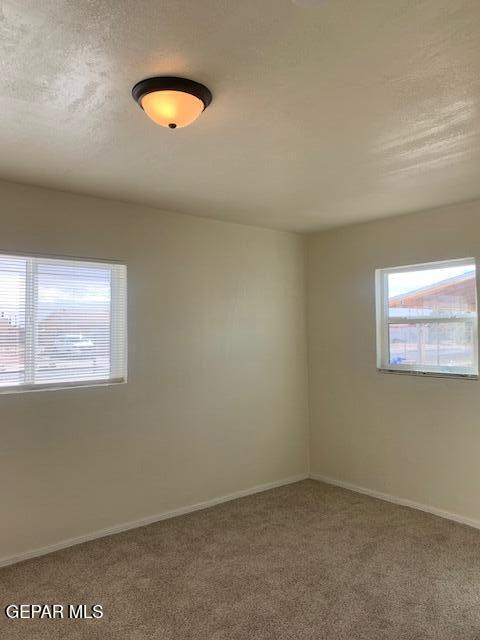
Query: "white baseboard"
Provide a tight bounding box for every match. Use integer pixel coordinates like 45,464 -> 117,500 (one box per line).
0,473 -> 308,569
310,473 -> 480,531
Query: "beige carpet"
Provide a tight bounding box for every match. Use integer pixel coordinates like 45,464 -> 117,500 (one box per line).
1,479 -> 480,639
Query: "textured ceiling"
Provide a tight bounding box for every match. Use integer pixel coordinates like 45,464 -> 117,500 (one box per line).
1,0 -> 480,232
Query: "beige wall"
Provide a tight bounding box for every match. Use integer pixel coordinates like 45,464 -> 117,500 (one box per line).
0,180 -> 309,562
307,199 -> 480,524
6,178 -> 479,562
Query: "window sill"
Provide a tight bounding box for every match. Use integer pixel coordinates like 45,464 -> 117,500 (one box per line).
0,379 -> 127,395
377,368 -> 478,381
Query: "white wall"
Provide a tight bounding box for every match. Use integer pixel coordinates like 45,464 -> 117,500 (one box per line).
0,180 -> 309,562
307,199 -> 480,524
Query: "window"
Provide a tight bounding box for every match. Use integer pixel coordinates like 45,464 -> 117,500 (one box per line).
0,253 -> 127,392
376,258 -> 478,378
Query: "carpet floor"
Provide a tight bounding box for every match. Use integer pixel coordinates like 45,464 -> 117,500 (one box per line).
1,479 -> 480,639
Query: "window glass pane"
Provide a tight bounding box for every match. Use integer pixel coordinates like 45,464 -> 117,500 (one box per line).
0,257 -> 26,386
0,253 -> 126,391
35,260 -> 112,384
388,263 -> 476,319
389,322 -> 474,369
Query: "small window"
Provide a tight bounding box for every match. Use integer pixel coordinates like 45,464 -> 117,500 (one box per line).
376,258 -> 478,378
0,253 -> 127,392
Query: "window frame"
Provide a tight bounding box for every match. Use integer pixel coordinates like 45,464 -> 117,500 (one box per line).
0,250 -> 127,394
375,257 -> 479,379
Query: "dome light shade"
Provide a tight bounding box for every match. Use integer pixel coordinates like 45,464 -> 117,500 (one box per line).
132,77 -> 212,129
140,91 -> 204,128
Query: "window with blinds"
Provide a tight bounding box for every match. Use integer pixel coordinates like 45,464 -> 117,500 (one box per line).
0,253 -> 127,391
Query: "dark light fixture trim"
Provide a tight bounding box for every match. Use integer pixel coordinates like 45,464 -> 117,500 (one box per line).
132,76 -> 213,111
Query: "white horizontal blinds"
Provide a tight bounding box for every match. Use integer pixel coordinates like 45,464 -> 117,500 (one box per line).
0,254 -> 127,390
0,256 -> 27,387
35,259 -> 112,384
110,264 -> 127,380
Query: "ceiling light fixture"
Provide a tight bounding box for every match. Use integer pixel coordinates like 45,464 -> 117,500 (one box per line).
132,76 -> 212,129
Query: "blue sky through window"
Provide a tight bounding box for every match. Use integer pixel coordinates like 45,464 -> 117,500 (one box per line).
388,265 -> 475,298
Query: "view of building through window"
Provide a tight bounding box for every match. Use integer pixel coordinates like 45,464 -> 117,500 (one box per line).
377,260 -> 478,376
0,254 -> 127,390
